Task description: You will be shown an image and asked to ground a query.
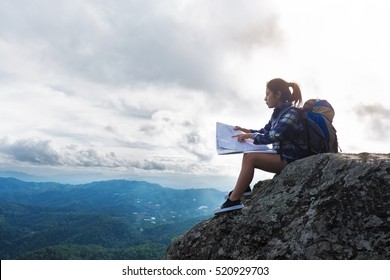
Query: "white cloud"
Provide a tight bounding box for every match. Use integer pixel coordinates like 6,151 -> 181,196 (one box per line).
0,137 -> 60,165
0,0 -> 279,91
0,0 -> 389,188
355,104 -> 390,141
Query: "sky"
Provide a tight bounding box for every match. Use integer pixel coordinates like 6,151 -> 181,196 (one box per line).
0,0 -> 389,189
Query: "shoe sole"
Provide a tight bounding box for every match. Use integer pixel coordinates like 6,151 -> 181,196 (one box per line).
224,191 -> 252,199
214,204 -> 244,215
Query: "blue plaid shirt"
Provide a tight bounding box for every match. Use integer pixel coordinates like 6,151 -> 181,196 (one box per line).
251,102 -> 306,162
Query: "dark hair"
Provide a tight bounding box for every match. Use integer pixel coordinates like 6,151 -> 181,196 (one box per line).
266,78 -> 302,107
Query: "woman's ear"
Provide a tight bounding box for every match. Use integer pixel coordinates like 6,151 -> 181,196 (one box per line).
275,91 -> 282,99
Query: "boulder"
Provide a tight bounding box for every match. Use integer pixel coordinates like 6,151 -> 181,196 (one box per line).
166,153 -> 390,259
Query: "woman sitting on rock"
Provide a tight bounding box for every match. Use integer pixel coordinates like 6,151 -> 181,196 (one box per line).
214,78 -> 306,214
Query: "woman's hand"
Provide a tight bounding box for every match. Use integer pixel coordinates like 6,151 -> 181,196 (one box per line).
232,133 -> 254,142
233,126 -> 251,133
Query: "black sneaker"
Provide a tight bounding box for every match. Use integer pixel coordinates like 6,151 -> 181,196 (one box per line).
224,186 -> 252,199
214,198 -> 243,214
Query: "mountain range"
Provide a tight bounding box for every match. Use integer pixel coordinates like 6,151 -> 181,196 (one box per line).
0,177 -> 224,259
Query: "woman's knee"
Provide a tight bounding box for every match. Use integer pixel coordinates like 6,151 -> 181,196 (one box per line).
242,153 -> 263,166
242,153 -> 286,173
242,153 -> 254,162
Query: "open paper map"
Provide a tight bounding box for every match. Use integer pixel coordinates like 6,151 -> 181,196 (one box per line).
216,122 -> 276,155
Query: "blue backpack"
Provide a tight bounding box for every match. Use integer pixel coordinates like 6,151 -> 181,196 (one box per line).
278,99 -> 339,157
300,99 -> 338,156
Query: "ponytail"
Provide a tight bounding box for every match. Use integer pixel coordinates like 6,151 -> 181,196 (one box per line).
267,78 -> 303,107
288,82 -> 302,107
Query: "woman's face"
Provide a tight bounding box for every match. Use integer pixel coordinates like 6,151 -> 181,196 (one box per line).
264,88 -> 282,108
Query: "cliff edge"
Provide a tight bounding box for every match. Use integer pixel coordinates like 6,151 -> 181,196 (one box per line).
166,153 -> 390,259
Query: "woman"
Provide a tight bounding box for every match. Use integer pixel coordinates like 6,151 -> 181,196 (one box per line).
214,78 -> 306,214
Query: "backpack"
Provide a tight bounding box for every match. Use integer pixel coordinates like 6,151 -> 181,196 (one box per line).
277,99 -> 338,158
302,99 -> 338,155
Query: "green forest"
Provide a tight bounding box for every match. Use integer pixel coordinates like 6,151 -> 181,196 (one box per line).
0,178 -> 223,259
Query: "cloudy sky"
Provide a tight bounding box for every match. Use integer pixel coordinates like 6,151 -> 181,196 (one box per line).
0,0 -> 389,189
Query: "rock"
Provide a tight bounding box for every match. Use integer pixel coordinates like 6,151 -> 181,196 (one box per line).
165,153 -> 390,260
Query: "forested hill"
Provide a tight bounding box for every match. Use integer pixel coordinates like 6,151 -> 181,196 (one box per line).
0,178 -> 223,259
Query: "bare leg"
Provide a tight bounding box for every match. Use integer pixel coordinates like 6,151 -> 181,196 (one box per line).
229,153 -> 287,201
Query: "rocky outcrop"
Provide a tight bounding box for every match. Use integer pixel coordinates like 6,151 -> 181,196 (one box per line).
166,153 -> 390,260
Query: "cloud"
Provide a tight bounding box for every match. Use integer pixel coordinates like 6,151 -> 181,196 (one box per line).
2,0 -> 389,188
0,137 -> 117,167
356,104 -> 390,118
0,135 -> 217,176
356,104 -> 390,140
0,0 -> 281,92
0,0 -> 283,169
0,138 -> 60,165
180,132 -> 213,161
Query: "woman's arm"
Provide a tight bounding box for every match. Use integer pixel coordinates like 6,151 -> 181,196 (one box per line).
253,108 -> 299,145
233,119 -> 272,142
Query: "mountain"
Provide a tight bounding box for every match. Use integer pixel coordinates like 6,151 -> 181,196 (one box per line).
0,171 -> 46,182
166,153 -> 390,260
0,178 -> 224,259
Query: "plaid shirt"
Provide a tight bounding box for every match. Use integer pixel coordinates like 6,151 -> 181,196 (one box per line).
251,102 -> 306,162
